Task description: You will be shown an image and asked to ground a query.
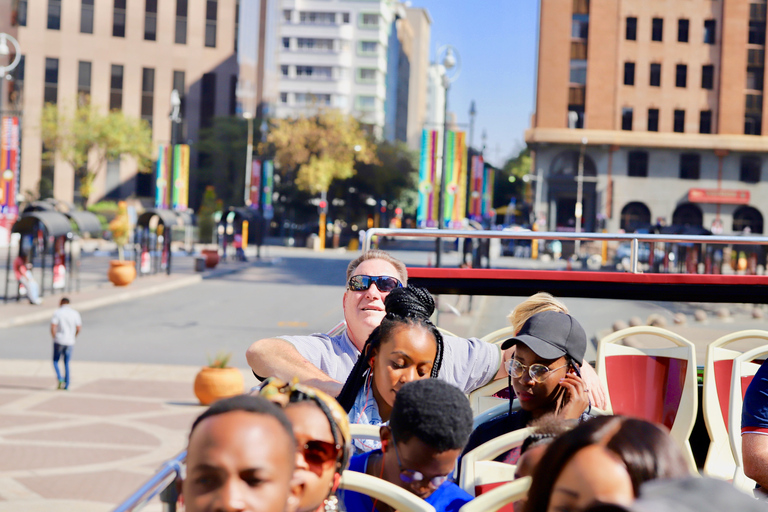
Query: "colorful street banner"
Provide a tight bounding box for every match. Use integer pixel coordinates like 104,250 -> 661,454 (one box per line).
443,131 -> 467,228
172,144 -> 190,210
262,160 -> 274,220
417,129 -> 439,227
483,165 -> 495,219
0,116 -> 20,215
469,155 -> 484,221
249,160 -> 262,209
155,144 -> 170,209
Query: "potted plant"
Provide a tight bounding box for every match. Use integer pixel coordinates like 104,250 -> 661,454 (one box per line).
193,352 -> 244,405
107,201 -> 136,286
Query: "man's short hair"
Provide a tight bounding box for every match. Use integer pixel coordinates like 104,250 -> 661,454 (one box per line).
189,395 -> 295,450
390,379 -> 472,452
346,250 -> 408,286
60,297 -> 70,305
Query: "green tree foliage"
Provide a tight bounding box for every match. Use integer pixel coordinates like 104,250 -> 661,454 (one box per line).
108,201 -> 131,260
40,103 -> 152,206
496,147 -> 532,207
197,186 -> 219,243
195,116 -> 250,208
264,110 -> 377,195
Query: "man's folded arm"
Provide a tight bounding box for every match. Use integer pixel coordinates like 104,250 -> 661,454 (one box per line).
245,337 -> 344,397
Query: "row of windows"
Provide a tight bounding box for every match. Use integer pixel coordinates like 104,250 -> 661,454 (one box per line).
623,63 -> 717,89
19,0 -> 218,48
278,92 -> 379,111
280,38 -> 381,55
282,10 -> 380,27
620,108 -> 712,134
279,65 -> 380,83
625,16 -> 716,44
626,151 -> 762,183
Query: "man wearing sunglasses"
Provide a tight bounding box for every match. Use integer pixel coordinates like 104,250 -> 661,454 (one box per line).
342,379 -> 474,511
246,250 -> 502,396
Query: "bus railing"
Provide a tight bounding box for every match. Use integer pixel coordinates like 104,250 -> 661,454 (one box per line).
112,451 -> 185,512
361,228 -> 768,274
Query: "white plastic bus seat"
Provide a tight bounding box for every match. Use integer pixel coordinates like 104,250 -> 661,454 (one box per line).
702,330 -> 768,479
468,379 -> 510,415
349,423 -> 381,441
595,326 -> 698,473
458,477 -> 532,512
481,326 -> 518,346
727,345 -> 768,494
472,400 -> 520,430
459,427 -> 534,497
339,471 -> 436,512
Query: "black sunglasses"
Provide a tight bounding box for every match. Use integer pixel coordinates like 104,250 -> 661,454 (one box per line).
347,275 -> 403,293
301,440 -> 341,468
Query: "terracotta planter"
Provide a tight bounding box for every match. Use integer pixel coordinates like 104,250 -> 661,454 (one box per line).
194,367 -> 244,405
107,260 -> 136,286
201,249 -> 220,269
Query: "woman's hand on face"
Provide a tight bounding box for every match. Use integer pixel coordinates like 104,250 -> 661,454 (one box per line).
556,373 -> 590,420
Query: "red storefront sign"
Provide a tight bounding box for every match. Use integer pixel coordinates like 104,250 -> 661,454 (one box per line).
688,188 -> 750,205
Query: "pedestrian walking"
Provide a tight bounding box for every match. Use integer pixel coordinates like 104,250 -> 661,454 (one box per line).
13,252 -> 42,305
51,298 -> 81,390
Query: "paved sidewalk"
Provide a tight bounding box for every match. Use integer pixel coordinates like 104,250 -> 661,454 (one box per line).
0,359 -> 252,512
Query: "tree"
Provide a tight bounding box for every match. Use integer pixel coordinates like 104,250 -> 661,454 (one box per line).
497,147 -> 532,207
195,116 -> 250,209
40,103 -> 153,206
263,110 -> 377,195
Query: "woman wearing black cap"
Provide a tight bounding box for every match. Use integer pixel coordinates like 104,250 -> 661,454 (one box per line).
461,310 -> 591,465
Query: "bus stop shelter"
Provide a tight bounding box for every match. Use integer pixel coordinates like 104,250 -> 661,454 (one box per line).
134,209 -> 182,276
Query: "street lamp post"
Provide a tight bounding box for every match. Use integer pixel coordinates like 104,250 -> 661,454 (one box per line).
435,45 -> 460,268
243,112 -> 254,207
574,137 -> 587,254
0,33 -> 21,117
168,89 -> 182,209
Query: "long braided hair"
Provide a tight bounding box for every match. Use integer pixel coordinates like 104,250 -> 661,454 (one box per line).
336,286 -> 445,412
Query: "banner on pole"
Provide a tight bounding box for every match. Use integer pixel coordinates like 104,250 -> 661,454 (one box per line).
469,155 -> 484,221
483,165 -> 495,220
417,129 -> 439,228
0,116 -> 20,215
262,160 -> 274,220
172,144 -> 190,210
249,160 -> 262,209
443,131 -> 467,228
155,144 -> 170,209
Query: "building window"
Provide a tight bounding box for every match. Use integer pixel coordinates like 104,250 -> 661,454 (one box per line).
296,66 -> 332,80
628,151 -> 648,177
201,73 -> 216,128
144,0 -> 157,41
626,16 -> 637,40
650,63 -> 661,86
205,1 -> 217,48
747,66 -> 764,91
357,95 -> 376,110
8,55 -> 24,109
624,62 -> 635,85
361,13 -> 379,27
749,48 -> 765,66
699,110 -> 712,134
745,114 -> 762,135
141,68 -> 154,129
229,75 -> 237,116
44,58 -> 59,105
110,64 -> 123,110
282,37 -> 290,49
47,0 -> 61,30
568,106 -> 585,128
77,61 -> 91,106
359,68 -> 377,82
15,0 -> 27,26
701,64 -> 714,89
652,18 -> 663,41
622,107 -> 633,130
175,0 -> 188,44
283,10 -> 292,22
740,156 -> 761,183
676,64 -> 687,88
173,70 -> 186,138
342,12 -> 350,23
678,19 -> 689,42
40,143 -> 55,199
297,38 -> 334,52
296,93 -> 331,106
647,108 -> 659,132
113,0 -> 126,37
280,92 -> 288,104
705,19 -> 717,44
300,12 -> 336,25
572,14 -> 589,39
679,153 -> 700,180
674,110 -> 685,132
751,3 -> 767,21
281,65 -> 289,77
570,60 -> 587,85
360,41 -> 378,54
80,0 -> 94,33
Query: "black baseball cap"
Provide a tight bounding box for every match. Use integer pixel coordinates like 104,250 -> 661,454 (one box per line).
501,310 -> 587,363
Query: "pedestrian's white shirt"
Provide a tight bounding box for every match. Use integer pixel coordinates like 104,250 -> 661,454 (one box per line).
51,305 -> 81,346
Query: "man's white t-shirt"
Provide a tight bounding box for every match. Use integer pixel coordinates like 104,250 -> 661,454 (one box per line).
51,305 -> 82,346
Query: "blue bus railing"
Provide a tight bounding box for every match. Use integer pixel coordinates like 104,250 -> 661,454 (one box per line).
112,451 -> 186,512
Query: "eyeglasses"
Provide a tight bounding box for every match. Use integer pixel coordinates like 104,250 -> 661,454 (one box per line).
347,275 -> 403,293
300,440 -> 341,468
391,432 -> 449,491
505,359 -> 569,383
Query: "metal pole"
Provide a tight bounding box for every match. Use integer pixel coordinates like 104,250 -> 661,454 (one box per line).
574,138 -> 586,254
435,80 -> 449,268
244,115 -> 253,206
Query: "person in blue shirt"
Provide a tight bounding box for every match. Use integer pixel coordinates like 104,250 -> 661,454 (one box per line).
342,379 -> 473,512
741,358 -> 768,498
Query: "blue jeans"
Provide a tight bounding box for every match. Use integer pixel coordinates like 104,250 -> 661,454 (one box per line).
53,343 -> 72,389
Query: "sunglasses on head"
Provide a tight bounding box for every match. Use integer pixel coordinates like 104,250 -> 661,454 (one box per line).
347,275 -> 403,293
301,440 -> 341,468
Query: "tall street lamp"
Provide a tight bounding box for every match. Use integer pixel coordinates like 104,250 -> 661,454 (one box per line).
0,33 -> 21,116
435,45 -> 461,268
243,111 -> 254,207
574,137 -> 587,254
168,89 -> 182,209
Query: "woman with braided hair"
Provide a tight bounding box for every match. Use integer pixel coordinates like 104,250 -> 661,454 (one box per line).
336,286 -> 444,454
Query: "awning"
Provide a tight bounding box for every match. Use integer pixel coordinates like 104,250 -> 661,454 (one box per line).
65,211 -> 103,236
224,207 -> 259,223
22,201 -> 57,213
13,211 -> 73,237
175,210 -> 195,227
137,209 -> 179,228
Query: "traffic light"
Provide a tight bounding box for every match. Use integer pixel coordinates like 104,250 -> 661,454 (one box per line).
318,200 -> 328,215
395,207 -> 403,218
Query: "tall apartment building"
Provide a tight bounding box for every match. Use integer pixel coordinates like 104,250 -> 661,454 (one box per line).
526,0 -> 768,235
273,0 -> 429,147
7,0 -> 238,206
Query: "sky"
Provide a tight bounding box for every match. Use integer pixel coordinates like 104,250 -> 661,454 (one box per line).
410,0 -> 540,168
